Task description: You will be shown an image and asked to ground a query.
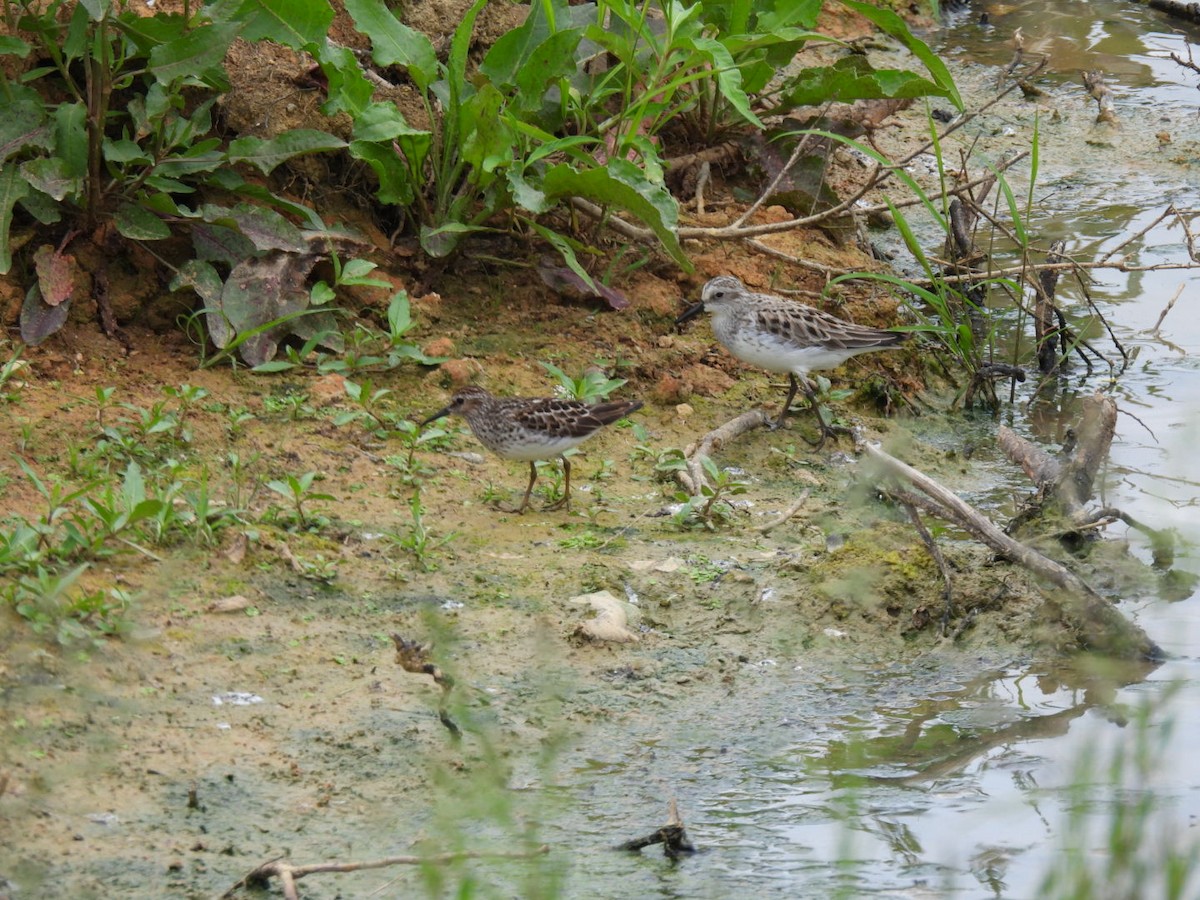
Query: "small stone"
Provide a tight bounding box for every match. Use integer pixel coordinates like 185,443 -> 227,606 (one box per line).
422,336 -> 455,358
437,358 -> 475,387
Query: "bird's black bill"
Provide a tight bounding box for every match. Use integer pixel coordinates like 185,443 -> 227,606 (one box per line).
675,301 -> 705,327
419,406 -> 452,427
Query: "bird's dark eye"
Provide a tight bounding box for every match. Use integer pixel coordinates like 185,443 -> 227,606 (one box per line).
714,291 -> 726,299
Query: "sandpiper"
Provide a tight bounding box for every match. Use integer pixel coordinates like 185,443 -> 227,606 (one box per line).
676,275 -> 909,446
421,385 -> 643,514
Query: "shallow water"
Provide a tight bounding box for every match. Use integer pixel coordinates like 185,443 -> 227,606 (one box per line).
3,4 -> 1200,899
542,3 -> 1200,896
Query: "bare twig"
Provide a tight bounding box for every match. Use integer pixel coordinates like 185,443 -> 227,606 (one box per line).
855,433 -> 1163,661
756,489 -> 811,534
678,410 -> 771,494
392,635 -> 461,740
1150,283 -> 1185,334
224,846 -> 550,900
890,490 -> 955,635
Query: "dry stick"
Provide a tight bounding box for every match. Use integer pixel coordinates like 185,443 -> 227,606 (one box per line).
224,846 -> 551,900
891,490 -> 955,635
1035,239 -> 1068,374
731,105 -> 831,228
679,409 -> 771,494
757,489 -> 812,534
1151,283 -> 1185,333
1099,206 -> 1179,263
573,64 -> 1045,249
855,435 -> 1163,661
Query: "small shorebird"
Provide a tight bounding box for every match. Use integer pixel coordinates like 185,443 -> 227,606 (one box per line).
676,275 -> 909,446
421,385 -> 643,514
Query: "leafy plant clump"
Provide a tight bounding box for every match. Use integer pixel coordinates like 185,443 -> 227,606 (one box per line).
1,0 -> 351,353
1,0 -> 961,360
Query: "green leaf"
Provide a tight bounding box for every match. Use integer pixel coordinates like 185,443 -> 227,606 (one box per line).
20,283 -> 70,346
191,223 -> 257,267
252,360 -> 296,373
0,37 -> 31,57
18,187 -> 59,226
235,0 -> 334,49
685,35 -> 762,128
541,160 -> 691,270
461,84 -> 515,175
527,220 -> 603,296
227,130 -> 347,175
780,57 -> 952,108
756,0 -> 824,31
148,22 -> 241,85
114,203 -> 172,240
200,203 -> 308,253
313,41 -> 375,117
103,138 -> 151,165
173,259 -> 231,347
507,168 -> 548,214
343,0 -> 439,91
53,101 -> 88,179
349,140 -> 416,206
0,164 -> 31,275
0,84 -> 47,164
419,221 -> 487,258
838,0 -> 962,110
19,157 -> 81,202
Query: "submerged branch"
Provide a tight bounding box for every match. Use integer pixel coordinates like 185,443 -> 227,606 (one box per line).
856,434 -> 1163,662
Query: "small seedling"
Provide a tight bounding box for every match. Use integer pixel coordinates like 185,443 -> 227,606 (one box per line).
264,472 -> 334,530
540,361 -> 627,403
672,457 -> 748,531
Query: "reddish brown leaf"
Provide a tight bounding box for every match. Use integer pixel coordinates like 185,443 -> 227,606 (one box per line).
32,243 -> 76,307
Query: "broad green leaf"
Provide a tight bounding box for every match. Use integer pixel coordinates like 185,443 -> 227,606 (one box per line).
756,0 -> 825,31
780,57 -> 952,108
0,84 -> 48,164
349,140 -> 416,206
0,164 -> 31,274
461,85 -> 515,175
115,203 -> 172,240
20,283 -> 70,346
685,35 -> 762,128
507,168 -> 548,213
103,138 -> 151,165
542,160 -> 691,269
481,0 -> 580,110
19,157 -> 81,202
148,22 -> 241,85
227,129 -> 347,175
53,101 -> 88,179
343,0 -> 439,91
200,203 -> 307,252
172,259 -> 230,346
419,221 -> 487,258
351,102 -> 427,145
111,8 -> 190,53
63,3 -> 91,61
314,41 -> 375,117
18,188 -> 60,227
838,0 -> 962,110
0,37 -> 31,57
78,0 -> 112,20
191,223 -> 257,267
121,462 -> 146,510
236,0 -> 333,48
514,28 -> 583,114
